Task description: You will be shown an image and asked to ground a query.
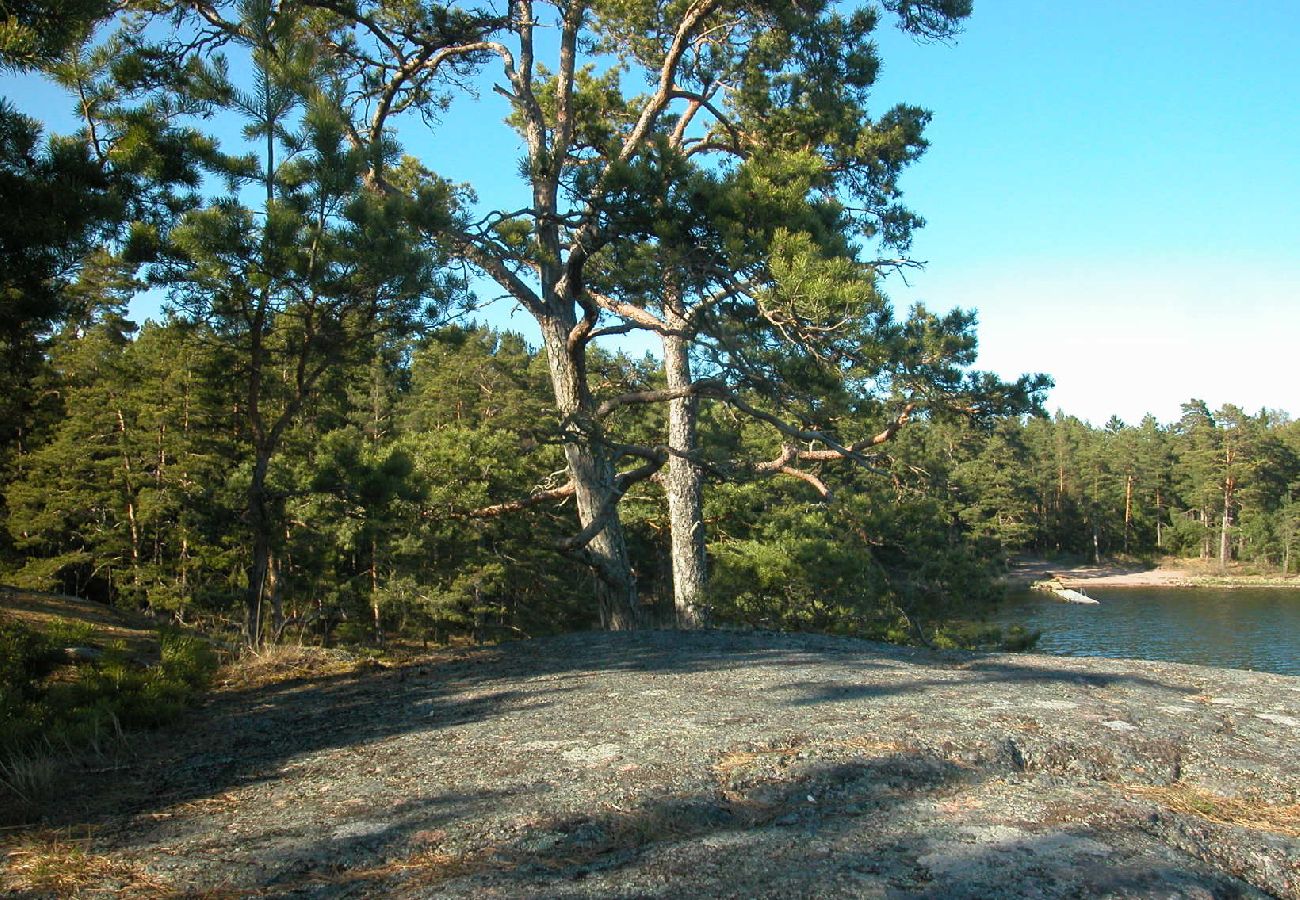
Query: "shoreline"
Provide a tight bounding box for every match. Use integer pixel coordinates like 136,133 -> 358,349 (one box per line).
1005,557 -> 1300,590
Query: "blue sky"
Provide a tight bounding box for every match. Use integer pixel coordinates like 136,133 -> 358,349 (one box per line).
5,1 -> 1298,426
861,1 -> 1300,425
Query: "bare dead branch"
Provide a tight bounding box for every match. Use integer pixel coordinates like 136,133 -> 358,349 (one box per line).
449,229 -> 545,317
796,403 -> 918,460
465,482 -> 576,518
777,465 -> 832,498
594,379 -> 726,420
585,289 -> 676,335
668,88 -> 744,152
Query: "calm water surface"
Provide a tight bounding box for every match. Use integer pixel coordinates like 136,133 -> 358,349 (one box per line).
995,586 -> 1300,676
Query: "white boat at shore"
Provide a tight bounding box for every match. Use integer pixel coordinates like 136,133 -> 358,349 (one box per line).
1052,586 -> 1100,605
1030,579 -> 1101,605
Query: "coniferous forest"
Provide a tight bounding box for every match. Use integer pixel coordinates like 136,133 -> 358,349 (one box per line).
3,0 -> 1299,655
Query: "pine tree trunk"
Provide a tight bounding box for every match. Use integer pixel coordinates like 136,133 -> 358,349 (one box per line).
245,449 -> 273,648
1155,486 -> 1163,549
662,328 -> 707,628
538,317 -> 641,630
115,408 -> 142,597
154,421 -> 165,570
370,536 -> 382,642
1219,475 -> 1235,570
1123,473 -> 1133,554
268,551 -> 284,640
1200,507 -> 1211,560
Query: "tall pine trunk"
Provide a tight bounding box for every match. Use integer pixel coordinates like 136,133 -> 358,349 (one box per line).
370,536 -> 382,641
268,551 -> 284,640
1219,474 -> 1235,570
538,317 -> 641,630
662,327 -> 707,628
1123,473 -> 1133,554
1155,486 -> 1163,549
245,448 -> 273,647
114,408 -> 142,597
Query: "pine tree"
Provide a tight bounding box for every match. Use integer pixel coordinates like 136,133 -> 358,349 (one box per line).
147,3 -> 447,644
284,0 -> 1001,630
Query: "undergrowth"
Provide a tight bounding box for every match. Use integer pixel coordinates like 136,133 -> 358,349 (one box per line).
0,617 -> 218,823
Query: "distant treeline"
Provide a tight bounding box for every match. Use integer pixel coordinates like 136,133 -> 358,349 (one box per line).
926,404 -> 1300,570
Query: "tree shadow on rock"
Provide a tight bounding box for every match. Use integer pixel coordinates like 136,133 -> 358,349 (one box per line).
312,749 -> 1275,899
778,657 -> 1192,707
301,746 -> 985,897
60,631 -> 1196,828
45,629 -> 1214,896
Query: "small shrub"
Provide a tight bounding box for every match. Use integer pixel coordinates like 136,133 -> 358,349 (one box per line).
929,622 -> 1041,652
159,630 -> 219,689
332,620 -> 373,646
0,620 -> 61,696
0,620 -> 63,747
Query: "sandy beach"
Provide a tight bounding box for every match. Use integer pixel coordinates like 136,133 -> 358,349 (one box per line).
1006,557 -> 1300,589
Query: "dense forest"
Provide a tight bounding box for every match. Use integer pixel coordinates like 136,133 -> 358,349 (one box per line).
3,0 -> 1297,654
904,406 -> 1300,572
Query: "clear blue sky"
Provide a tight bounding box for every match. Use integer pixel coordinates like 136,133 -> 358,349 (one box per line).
5,1 -> 1297,426
863,1 -> 1300,426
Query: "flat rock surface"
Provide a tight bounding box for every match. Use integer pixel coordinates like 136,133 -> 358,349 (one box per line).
27,631 -> 1300,897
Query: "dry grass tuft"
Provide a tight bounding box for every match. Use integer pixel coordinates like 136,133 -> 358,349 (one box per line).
1129,784 -> 1300,837
216,645 -> 367,691
714,746 -> 799,778
0,827 -> 174,897
307,846 -> 498,891
378,847 -> 498,883
0,747 -> 60,807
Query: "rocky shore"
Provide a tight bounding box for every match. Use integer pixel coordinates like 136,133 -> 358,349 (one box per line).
7,631 -> 1298,897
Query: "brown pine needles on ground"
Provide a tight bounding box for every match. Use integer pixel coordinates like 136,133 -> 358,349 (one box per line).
1,827 -> 173,897
1128,784 -> 1300,837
